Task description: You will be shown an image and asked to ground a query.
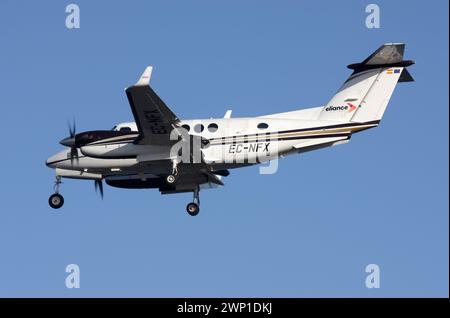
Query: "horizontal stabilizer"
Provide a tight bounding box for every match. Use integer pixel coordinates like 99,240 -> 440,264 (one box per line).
399,68 -> 414,82
347,43 -> 415,75
363,43 -> 405,65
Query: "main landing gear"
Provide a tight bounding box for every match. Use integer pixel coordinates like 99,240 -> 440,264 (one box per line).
186,187 -> 200,216
165,174 -> 177,185
165,160 -> 200,216
165,159 -> 179,185
49,176 -> 64,209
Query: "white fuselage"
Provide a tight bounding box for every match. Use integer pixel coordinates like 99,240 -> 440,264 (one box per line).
74,117 -> 349,165
46,113 -> 375,180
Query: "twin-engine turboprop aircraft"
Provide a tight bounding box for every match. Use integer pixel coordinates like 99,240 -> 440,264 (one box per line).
46,43 -> 414,216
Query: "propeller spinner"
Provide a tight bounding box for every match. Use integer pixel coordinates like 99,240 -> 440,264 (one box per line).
60,120 -> 79,164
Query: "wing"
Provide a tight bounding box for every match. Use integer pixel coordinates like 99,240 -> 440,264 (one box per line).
125,66 -> 180,145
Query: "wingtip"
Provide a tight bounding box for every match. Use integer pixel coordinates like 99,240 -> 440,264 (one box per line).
383,42 -> 405,46
135,66 -> 153,86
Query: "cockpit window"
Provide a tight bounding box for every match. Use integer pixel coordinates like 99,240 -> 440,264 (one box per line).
119,127 -> 132,132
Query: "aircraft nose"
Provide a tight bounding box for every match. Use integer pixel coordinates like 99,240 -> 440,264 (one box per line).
46,157 -> 56,168
46,150 -> 69,169
46,154 -> 59,168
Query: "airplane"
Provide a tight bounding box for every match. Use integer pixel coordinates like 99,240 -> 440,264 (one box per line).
46,43 -> 414,216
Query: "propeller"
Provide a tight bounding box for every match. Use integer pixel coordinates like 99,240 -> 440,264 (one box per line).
94,179 -> 104,199
60,119 -> 79,164
69,119 -> 76,139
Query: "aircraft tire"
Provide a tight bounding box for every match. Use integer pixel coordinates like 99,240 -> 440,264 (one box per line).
186,202 -> 199,216
49,193 -> 64,209
165,174 -> 177,185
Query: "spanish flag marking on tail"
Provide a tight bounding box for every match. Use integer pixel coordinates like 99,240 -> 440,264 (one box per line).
387,68 -> 401,75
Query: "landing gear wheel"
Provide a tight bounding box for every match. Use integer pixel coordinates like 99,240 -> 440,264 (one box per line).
186,186 -> 200,216
165,174 -> 177,185
49,193 -> 64,209
186,202 -> 200,216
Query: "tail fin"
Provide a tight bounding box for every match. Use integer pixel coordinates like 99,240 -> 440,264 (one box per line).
318,43 -> 414,123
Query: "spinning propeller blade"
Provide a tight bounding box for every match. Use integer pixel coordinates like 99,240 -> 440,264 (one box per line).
94,179 -> 104,199
69,119 -> 76,138
60,119 -> 79,164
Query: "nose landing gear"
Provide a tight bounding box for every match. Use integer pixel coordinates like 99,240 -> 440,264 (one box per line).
49,193 -> 64,209
186,187 -> 200,216
49,176 -> 64,209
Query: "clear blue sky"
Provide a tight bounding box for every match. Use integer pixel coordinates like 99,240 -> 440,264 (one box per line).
0,0 -> 448,297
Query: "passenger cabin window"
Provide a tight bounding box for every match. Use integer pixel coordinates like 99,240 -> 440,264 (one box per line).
257,123 -> 269,130
194,124 -> 204,133
119,127 -> 132,132
207,123 -> 218,133
181,124 -> 190,132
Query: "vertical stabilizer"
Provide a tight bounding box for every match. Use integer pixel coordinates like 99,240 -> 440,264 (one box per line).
318,43 -> 414,123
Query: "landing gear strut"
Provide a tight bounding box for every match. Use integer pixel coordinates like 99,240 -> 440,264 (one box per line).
165,159 -> 179,185
49,176 -> 64,209
186,187 -> 200,216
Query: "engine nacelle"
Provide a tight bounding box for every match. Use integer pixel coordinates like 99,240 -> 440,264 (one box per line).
81,143 -> 171,160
